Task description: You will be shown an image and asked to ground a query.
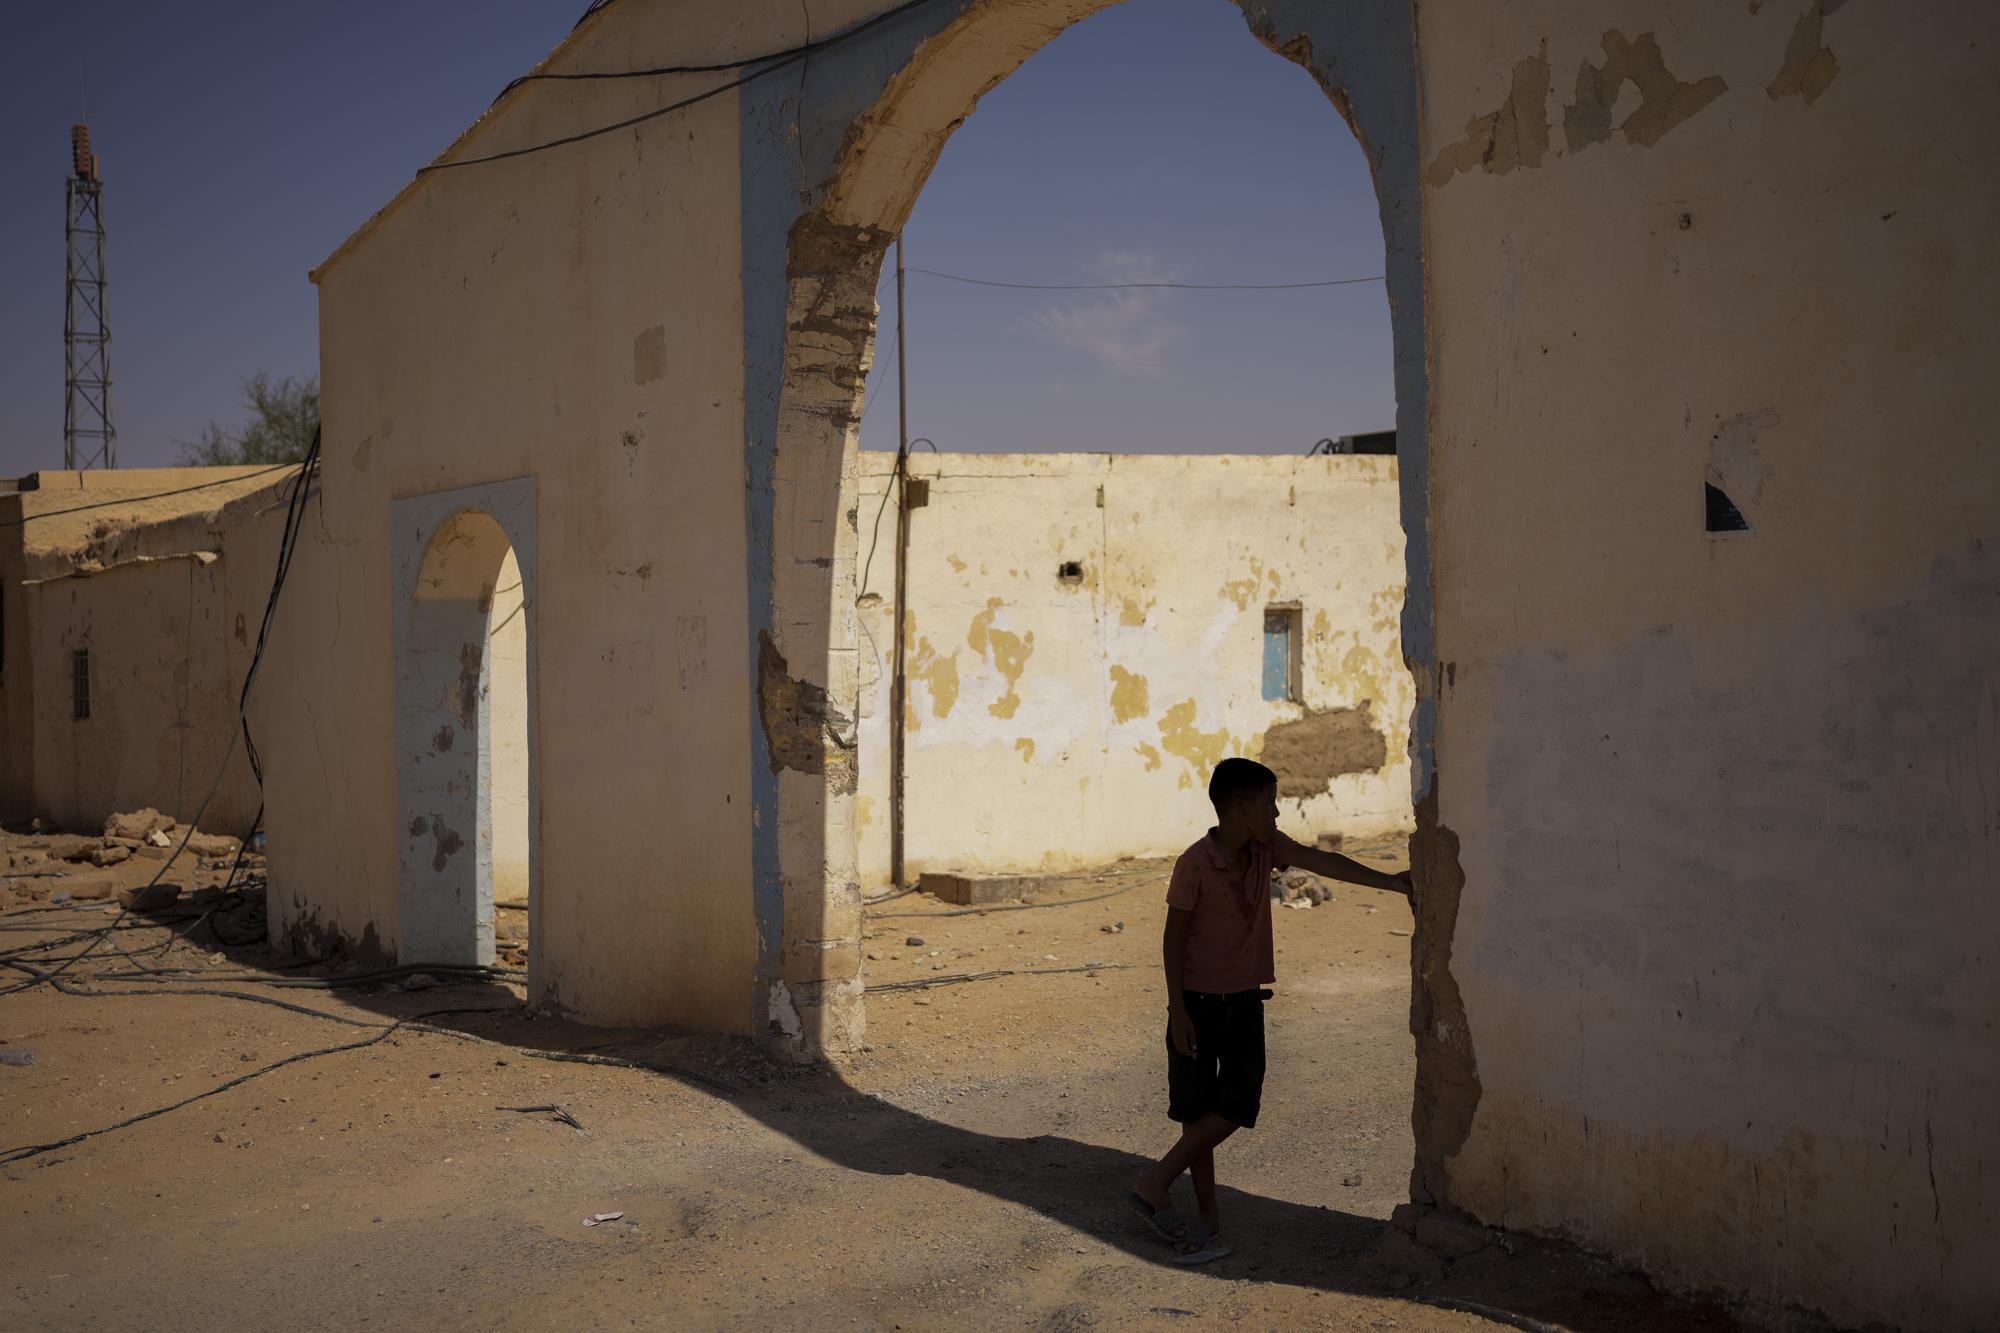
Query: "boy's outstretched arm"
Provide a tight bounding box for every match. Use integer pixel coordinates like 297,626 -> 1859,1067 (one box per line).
1283,837 -> 1413,897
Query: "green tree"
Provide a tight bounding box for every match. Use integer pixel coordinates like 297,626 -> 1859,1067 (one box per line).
176,372 -> 319,465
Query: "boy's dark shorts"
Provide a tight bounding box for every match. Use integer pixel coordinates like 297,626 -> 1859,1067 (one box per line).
1166,987 -> 1267,1129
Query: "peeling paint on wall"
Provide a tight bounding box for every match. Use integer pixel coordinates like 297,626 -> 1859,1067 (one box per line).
1563,31 -> 1727,152
1767,1 -> 1839,104
1108,664 -> 1150,723
908,630 -> 960,719
1425,45 -> 1550,186
967,598 -> 1034,720
756,628 -> 855,789
1159,698 -> 1234,787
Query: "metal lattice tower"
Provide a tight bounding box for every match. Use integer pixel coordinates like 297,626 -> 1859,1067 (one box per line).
64,123 -> 116,470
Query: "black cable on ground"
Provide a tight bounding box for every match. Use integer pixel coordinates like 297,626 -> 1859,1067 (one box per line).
0,1022 -> 406,1164
866,963 -> 1134,994
867,878 -> 1145,920
45,981 -> 388,1028
82,961 -> 524,988
0,989 -> 759,1165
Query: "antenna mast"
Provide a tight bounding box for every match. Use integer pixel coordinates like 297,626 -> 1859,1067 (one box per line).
64,123 -> 116,470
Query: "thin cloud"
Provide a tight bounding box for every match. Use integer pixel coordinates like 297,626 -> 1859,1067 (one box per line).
1021,250 -> 1187,379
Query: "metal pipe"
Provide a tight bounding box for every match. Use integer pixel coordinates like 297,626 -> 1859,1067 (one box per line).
889,239 -> 911,889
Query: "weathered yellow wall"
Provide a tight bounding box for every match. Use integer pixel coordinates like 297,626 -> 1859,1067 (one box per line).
4,467 -> 293,835
855,452 -> 1409,884
263,0 -> 759,1029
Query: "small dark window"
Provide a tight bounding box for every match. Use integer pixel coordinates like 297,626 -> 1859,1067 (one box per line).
1057,561 -> 1083,585
1704,483 -> 1749,534
71,649 -> 91,720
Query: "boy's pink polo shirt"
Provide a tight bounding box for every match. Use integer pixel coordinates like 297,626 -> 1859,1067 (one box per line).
1166,828 -> 1296,994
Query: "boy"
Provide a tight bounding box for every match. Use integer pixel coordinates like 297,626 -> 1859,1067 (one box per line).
1128,757 -> 1413,1260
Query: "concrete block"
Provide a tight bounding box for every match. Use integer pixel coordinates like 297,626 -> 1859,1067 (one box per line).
120,883 -> 183,912
919,872 -> 1046,905
64,874 -> 119,901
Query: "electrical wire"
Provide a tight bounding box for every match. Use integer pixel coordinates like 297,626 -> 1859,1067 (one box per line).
906,267 -> 1385,292
0,461 -> 301,530
432,0 -> 944,174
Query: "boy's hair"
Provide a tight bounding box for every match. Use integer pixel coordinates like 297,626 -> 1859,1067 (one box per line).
1208,757 -> 1277,812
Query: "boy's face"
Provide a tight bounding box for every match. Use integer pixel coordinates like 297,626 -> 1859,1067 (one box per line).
1224,783 -> 1280,843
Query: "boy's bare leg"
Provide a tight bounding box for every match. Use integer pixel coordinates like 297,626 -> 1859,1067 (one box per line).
1134,1112 -> 1239,1210
1191,1147 -> 1219,1236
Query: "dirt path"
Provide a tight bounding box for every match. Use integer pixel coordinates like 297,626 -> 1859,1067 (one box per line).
1,838 -> 1743,1331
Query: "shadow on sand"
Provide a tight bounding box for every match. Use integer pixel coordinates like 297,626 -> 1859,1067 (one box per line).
313,975 -> 1742,1333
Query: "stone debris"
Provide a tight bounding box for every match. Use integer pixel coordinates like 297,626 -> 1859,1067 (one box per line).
183,832 -> 241,860
1099,921 -> 1125,934
146,829 -> 174,848
905,935 -> 926,947
63,874 -> 118,902
119,883 -> 182,912
104,808 -> 175,841
87,844 -> 133,868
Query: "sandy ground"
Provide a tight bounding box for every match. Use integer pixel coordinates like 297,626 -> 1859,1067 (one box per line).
0,830 -> 1748,1332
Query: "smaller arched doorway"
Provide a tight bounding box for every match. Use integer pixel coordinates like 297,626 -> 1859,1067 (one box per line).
392,479 -> 539,986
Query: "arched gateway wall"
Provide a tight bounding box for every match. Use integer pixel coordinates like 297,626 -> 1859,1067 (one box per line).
257,2 -> 1999,1327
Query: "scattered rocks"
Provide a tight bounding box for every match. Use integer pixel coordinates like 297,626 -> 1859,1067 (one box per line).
904,935 -> 925,947
184,832 -> 241,860
50,837 -> 102,863
1099,921 -> 1125,934
119,883 -> 182,912
87,844 -> 132,868
63,874 -> 118,902
104,808 -> 174,841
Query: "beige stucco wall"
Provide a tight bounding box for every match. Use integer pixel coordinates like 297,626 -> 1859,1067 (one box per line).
3,467 -> 293,835
1414,4 -> 2000,1328
262,0 -> 758,1029
854,452 -> 1409,886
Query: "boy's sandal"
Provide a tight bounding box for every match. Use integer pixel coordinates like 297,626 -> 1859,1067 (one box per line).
1126,1191 -> 1187,1243
1169,1219 -> 1232,1266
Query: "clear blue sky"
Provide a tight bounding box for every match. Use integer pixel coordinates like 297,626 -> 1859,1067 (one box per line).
0,0 -> 1392,477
